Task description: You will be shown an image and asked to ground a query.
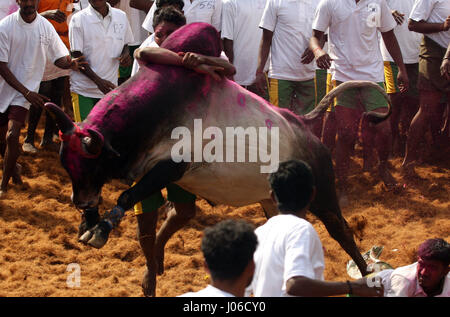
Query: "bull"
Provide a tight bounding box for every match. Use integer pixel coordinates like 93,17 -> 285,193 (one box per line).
46,23 -> 391,296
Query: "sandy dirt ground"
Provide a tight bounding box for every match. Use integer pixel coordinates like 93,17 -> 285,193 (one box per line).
0,127 -> 448,297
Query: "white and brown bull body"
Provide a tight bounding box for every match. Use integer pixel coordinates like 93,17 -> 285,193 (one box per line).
46,23 -> 392,296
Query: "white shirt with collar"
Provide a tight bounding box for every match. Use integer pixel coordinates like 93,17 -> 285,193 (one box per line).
409,0 -> 450,49
115,0 -> 148,46
386,262 -> 450,297
379,0 -> 422,64
69,3 -> 134,98
178,284 -> 235,297
246,214 -> 325,297
259,0 -> 318,82
0,11 -> 69,112
313,0 -> 397,83
142,0 -> 222,33
221,0 -> 267,86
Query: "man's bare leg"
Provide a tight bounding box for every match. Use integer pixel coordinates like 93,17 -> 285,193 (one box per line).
137,210 -> 158,297
388,92 -> 404,157
154,201 -> 197,275
0,119 -> 23,198
335,106 -> 360,204
402,90 -> 442,176
373,108 -> 398,189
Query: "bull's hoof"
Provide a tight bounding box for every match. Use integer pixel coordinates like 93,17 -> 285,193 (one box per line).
79,229 -> 93,245
78,208 -> 100,239
87,221 -> 112,249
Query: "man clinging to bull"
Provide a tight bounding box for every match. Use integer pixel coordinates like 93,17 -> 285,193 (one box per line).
0,0 -> 86,198
310,0 -> 410,201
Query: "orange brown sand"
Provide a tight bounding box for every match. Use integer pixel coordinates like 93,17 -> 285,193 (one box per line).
0,128 -> 448,297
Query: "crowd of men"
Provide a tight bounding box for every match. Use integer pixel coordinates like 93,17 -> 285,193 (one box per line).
0,0 -> 448,297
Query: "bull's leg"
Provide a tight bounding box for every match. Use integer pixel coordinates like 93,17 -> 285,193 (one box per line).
154,201 -> 197,275
259,199 -> 279,218
78,207 -> 100,238
313,208 -> 368,276
311,144 -> 368,276
80,160 -> 189,248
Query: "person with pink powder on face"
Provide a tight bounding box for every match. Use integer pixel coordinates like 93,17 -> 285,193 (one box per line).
375,238 -> 450,297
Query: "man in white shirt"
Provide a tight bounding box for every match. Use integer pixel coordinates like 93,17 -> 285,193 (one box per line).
142,0 -> 222,34
310,0 -> 409,197
112,0 -> 149,84
179,219 -> 258,297
0,0 -> 85,198
131,1 -> 185,76
383,238 -> 449,297
221,0 -> 267,98
379,0 -> 422,158
69,0 -> 134,122
246,160 -> 383,297
402,0 -> 450,177
255,0 -> 318,115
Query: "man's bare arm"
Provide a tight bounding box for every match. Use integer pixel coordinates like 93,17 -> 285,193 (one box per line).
71,51 -> 116,94
134,46 -> 234,80
130,0 -> 153,13
381,30 -> 409,92
222,38 -> 234,64
441,43 -> 450,80
254,29 -> 273,91
0,62 -> 50,108
408,16 -> 450,33
310,29 -> 332,69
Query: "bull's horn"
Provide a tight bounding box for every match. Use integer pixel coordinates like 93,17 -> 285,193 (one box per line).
303,80 -> 392,125
81,128 -> 104,157
44,102 -> 75,134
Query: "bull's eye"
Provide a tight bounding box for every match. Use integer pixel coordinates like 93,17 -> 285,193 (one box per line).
82,136 -> 92,145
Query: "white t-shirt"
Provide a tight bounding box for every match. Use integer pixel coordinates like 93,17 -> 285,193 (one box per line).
379,0 -> 422,64
178,285 -> 235,297
259,0 -> 317,82
0,0 -> 18,21
69,4 -> 134,98
246,214 -> 325,297
409,0 -> 450,49
0,11 -> 69,112
115,0 -> 148,46
313,0 -> 397,82
73,0 -> 90,12
142,0 -> 222,33
386,262 -> 450,297
131,33 -> 159,76
221,0 -> 267,86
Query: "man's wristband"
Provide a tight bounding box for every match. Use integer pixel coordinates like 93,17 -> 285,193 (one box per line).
346,280 -> 353,295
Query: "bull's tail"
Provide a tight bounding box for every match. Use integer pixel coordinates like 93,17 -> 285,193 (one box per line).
303,80 -> 392,125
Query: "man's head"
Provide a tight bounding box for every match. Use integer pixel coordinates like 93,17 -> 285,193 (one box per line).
416,238 -> 450,293
268,160 -> 315,214
201,219 -> 257,285
155,0 -> 184,11
88,0 -> 108,11
16,0 -> 38,17
153,7 -> 186,46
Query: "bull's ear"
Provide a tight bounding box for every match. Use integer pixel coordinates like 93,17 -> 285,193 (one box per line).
44,102 -> 75,135
82,129 -> 104,156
